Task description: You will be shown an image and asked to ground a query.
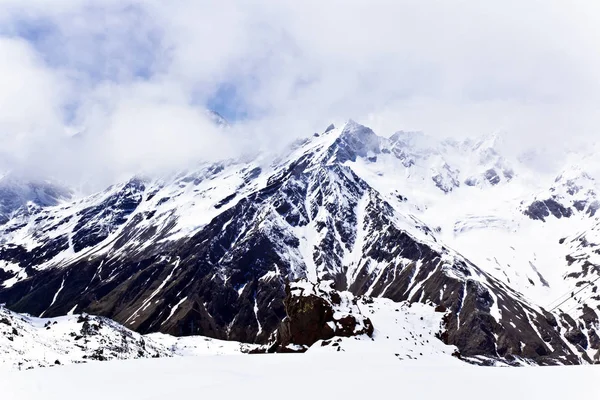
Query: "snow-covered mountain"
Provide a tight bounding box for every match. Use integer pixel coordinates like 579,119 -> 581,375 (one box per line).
0,174 -> 72,225
1,120 -> 599,365
0,304 -> 253,371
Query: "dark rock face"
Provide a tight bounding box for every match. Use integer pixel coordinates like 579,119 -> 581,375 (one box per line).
431,164 -> 460,194
503,169 -> 515,180
0,236 -> 69,273
588,201 -> 600,217
277,293 -> 335,348
545,199 -> 574,219
484,169 -> 500,185
524,198 -> 573,221
524,201 -> 552,221
574,200 -> 600,217
565,329 -> 589,350
573,200 -> 587,212
272,281 -> 373,351
72,178 -> 146,252
464,177 -> 479,187
589,330 -> 600,350
214,193 -> 237,209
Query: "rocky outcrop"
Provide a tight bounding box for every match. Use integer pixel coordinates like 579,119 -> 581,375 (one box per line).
270,281 -> 373,352
524,198 -> 573,221
0,306 -> 169,370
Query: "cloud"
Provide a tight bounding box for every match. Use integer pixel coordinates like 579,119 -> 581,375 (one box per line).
0,36 -> 68,170
0,0 -> 599,187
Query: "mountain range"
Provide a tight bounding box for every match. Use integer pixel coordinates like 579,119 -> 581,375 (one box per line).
1,119 -> 599,366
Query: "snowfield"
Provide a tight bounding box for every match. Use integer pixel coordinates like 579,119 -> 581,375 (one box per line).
2,354 -> 599,400
2,294 -> 598,398
3,296 -> 598,400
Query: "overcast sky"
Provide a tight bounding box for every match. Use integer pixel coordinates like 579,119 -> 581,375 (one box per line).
0,0 -> 599,186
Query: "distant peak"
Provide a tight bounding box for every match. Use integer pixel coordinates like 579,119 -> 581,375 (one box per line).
339,120 -> 379,139
324,123 -> 335,133
389,130 -> 437,153
327,120 -> 381,163
554,165 -> 594,183
472,131 -> 504,151
343,119 -> 362,129
389,130 -> 426,143
205,110 -> 230,127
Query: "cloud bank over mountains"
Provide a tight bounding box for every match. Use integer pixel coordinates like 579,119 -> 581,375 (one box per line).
0,0 -> 598,187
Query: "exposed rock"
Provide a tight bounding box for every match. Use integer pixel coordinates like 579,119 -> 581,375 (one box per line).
565,329 -> 588,350
589,329 -> 600,350
484,169 -> 500,185
524,199 -> 573,221
272,281 -> 373,351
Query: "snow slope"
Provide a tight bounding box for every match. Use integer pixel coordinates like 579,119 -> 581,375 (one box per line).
309,297 -> 458,359
3,354 -> 599,400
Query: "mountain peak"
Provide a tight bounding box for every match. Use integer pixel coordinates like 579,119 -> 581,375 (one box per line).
329,120 -> 382,162
389,130 -> 431,148
205,110 -> 230,127
468,131 -> 508,158
0,174 -> 72,223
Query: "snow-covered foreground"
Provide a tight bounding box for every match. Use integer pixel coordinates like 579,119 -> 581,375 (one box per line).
2,296 -> 597,399
3,354 -> 599,400
1,295 -> 460,371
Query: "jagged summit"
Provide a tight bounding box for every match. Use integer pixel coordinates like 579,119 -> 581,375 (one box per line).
330,120 -> 382,163
324,123 -> 335,133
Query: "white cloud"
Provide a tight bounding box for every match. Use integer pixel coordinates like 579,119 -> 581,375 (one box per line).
0,0 -> 599,186
0,37 -> 69,171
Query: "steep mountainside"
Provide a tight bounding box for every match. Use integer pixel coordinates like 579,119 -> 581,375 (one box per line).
1,121 -> 599,364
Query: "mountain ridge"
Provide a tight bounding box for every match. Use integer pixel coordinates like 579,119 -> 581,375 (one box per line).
1,120 -> 599,364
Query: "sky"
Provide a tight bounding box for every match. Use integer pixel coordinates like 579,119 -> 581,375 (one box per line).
0,0 -> 599,187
